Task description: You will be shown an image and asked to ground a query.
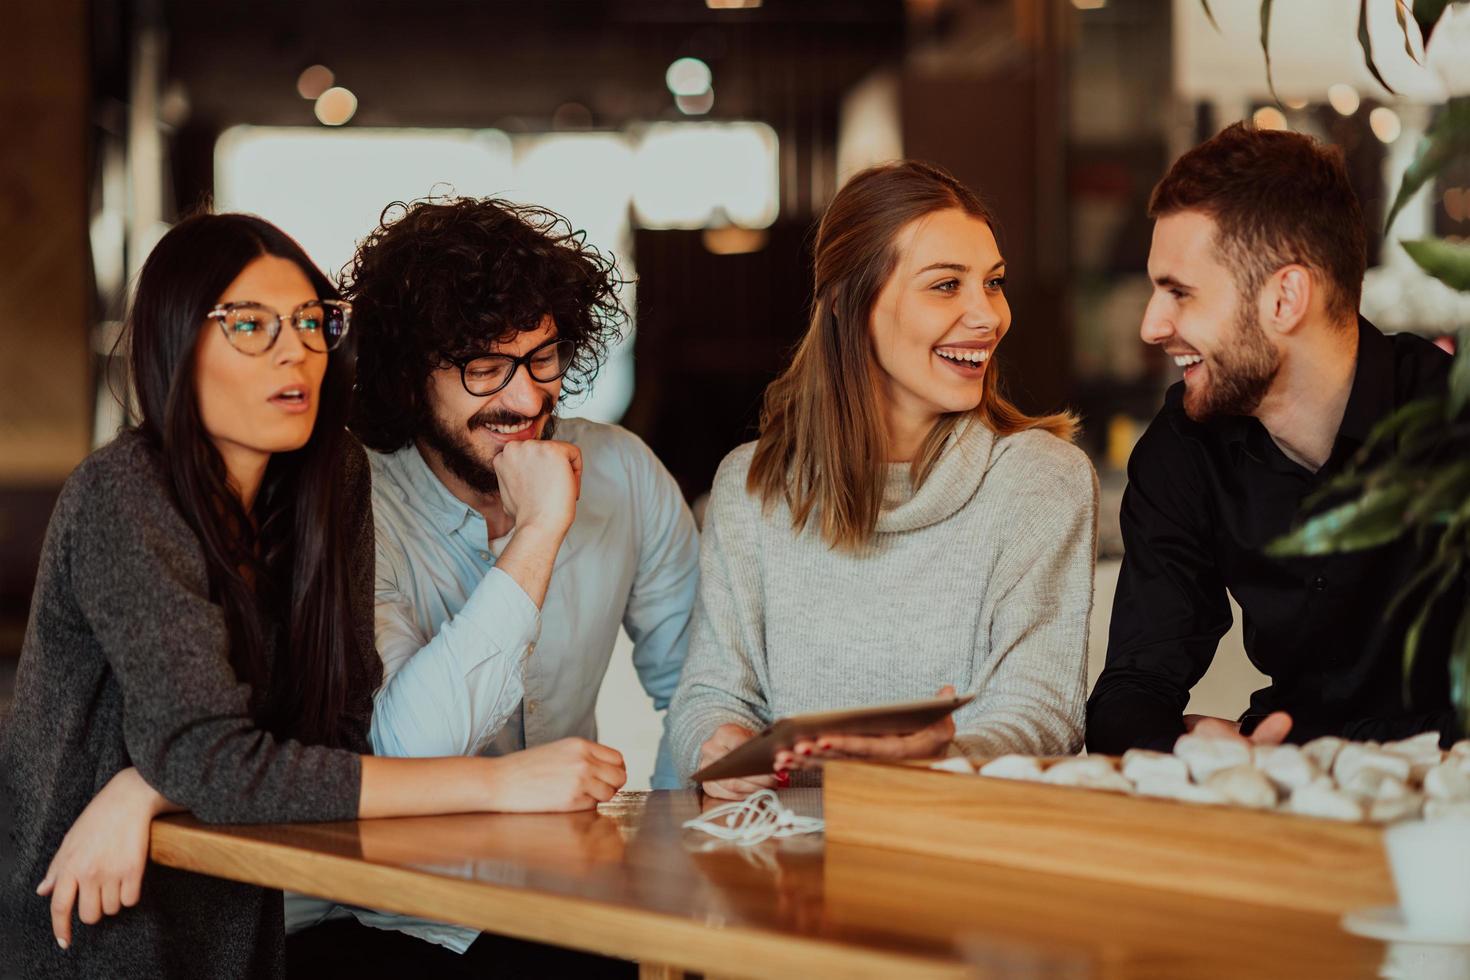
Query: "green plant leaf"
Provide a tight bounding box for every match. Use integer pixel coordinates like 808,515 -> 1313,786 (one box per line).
1359,395 -> 1445,459
1413,0 -> 1452,49
1198,0 -> 1220,31
1435,497 -> 1470,559
1403,238 -> 1470,292
1268,482 -> 1414,556
1402,556 -> 1464,702
1407,460 -> 1470,523
1449,598 -> 1470,737
1302,397 -> 1446,511
1261,0 -> 1280,105
1452,325 -> 1470,419
1360,0 -> 1400,94
1386,97 -> 1470,233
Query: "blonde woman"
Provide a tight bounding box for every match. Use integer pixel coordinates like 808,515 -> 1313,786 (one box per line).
668,161 -> 1098,799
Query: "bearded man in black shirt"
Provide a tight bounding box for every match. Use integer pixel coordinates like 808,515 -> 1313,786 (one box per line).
1087,122 -> 1455,754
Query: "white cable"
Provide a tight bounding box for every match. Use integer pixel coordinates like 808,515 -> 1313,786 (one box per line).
682,789 -> 825,845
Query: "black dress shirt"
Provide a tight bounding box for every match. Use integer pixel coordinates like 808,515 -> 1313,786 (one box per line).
1087,318 -> 1458,754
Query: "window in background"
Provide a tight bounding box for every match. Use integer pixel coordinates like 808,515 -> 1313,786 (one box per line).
630,122 -> 779,229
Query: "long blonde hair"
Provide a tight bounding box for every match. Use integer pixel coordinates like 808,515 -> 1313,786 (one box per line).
747,160 -> 1076,550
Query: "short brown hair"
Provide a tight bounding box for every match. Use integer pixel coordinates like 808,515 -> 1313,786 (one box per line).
1148,122 -> 1366,324
747,160 -> 1075,550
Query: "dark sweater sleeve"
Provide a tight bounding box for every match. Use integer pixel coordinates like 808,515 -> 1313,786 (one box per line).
66,447 -> 363,825
1086,413 -> 1234,754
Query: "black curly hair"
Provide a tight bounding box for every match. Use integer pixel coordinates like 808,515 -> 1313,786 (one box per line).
345,196 -> 629,452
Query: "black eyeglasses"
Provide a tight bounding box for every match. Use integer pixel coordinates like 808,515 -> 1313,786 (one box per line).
206,299 -> 352,356
451,338 -> 577,396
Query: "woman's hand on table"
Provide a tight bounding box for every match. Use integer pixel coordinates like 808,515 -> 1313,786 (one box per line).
698,723 -> 781,801
485,738 -> 627,812
37,766 -> 176,950
775,686 -> 959,772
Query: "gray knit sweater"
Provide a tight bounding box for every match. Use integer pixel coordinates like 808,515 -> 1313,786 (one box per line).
668,420 -> 1097,782
0,430 -> 381,979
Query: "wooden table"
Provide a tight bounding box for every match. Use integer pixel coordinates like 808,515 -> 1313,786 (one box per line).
150,789 -> 1400,979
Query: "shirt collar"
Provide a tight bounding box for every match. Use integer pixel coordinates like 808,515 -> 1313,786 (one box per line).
387,442 -> 481,536
1333,316 -> 1394,452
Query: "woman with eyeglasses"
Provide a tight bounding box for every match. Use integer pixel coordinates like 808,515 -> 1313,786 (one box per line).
0,213 -> 625,979
667,162 -> 1099,799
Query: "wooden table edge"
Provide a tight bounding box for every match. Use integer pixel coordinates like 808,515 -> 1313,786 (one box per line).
150,818 -> 971,980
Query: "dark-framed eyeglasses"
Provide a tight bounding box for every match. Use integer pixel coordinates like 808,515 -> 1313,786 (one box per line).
451,338 -> 577,397
206,299 -> 352,356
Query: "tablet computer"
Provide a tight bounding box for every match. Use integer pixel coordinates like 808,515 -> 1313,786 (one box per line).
690,692 -> 975,783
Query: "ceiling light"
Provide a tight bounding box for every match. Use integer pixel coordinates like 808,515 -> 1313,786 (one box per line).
1369,106 -> 1402,143
666,57 -> 712,98
676,89 -> 714,116
1251,106 -> 1287,131
314,87 -> 358,126
296,65 -> 334,100
1327,84 -> 1360,116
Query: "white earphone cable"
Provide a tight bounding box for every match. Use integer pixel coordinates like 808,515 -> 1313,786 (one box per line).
682,789 -> 825,845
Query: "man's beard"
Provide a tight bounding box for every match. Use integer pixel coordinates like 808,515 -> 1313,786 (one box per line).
1182,303 -> 1280,423
419,397 -> 557,495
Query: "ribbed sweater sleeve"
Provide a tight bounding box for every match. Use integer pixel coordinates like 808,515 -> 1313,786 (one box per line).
954,442 -> 1095,758
668,451 -> 771,780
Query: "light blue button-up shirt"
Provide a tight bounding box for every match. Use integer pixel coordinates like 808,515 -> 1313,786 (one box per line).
369,417 -> 697,777
284,417 -> 699,951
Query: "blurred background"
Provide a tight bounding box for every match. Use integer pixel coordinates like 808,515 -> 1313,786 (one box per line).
1,0 -> 1467,786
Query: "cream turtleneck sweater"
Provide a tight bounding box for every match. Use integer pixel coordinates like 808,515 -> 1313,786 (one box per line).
668,419 -> 1098,782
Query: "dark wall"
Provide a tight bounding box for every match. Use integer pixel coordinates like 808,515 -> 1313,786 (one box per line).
903,69 -> 1073,420
623,222 -> 815,501
0,0 -> 92,657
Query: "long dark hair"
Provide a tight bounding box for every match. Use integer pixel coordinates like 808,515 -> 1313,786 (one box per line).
126,212 -> 357,746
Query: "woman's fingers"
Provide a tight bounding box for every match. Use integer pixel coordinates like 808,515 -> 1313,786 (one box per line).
100,879 -> 122,917
582,776 -> 619,804
587,759 -> 627,790
701,780 -> 745,801
120,871 -> 142,908
76,879 -> 102,926
703,774 -> 778,800
49,875 -> 77,949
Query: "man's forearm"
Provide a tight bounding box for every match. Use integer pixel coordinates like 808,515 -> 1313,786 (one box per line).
493,523 -> 567,608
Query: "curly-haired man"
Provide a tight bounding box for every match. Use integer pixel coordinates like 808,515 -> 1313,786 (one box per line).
285,198 -> 696,974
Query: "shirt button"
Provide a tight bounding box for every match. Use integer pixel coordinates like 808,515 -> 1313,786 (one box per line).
1311,575 -> 1328,592
526,699 -> 539,715
479,551 -> 491,561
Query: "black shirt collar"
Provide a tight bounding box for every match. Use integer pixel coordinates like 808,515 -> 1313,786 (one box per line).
1334,316 -> 1394,452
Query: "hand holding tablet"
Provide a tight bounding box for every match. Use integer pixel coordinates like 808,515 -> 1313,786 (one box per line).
693,687 -> 974,785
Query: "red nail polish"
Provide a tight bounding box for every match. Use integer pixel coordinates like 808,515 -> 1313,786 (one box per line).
819,740 -> 832,750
